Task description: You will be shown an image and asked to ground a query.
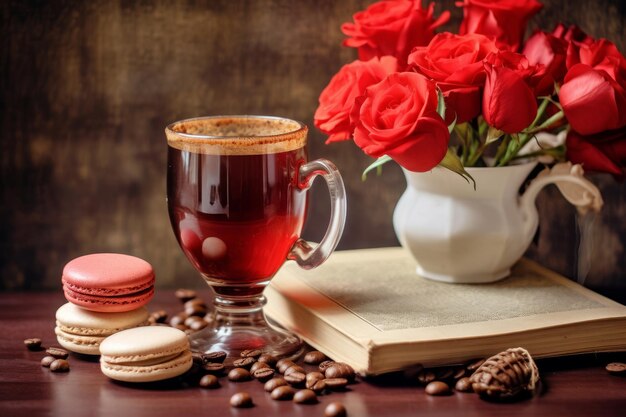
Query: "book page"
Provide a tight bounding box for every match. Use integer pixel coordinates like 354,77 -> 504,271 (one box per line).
289,248 -> 605,331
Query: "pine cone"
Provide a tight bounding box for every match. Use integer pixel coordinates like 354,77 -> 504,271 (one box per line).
469,347 -> 539,398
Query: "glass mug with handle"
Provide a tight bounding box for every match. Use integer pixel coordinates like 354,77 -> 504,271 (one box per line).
166,115 -> 346,358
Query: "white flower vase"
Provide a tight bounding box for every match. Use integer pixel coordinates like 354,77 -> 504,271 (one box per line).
393,161 -> 603,283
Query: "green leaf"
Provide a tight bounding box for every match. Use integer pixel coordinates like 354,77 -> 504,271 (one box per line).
486,126 -> 504,144
438,148 -> 476,190
362,155 -> 392,181
436,88 -> 446,120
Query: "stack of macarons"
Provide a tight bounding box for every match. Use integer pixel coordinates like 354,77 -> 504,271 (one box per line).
55,253 -> 155,356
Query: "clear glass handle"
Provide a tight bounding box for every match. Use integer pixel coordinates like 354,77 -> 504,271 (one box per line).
288,159 -> 347,269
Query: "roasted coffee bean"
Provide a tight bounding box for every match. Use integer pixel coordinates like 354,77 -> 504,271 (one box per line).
228,367 -> 252,382
188,319 -> 208,331
233,357 -> 256,369
455,377 -> 473,392
606,362 -> 626,375
324,363 -> 355,382
264,377 -> 288,392
253,367 -> 275,382
277,359 -> 296,374
199,374 -> 220,389
307,379 -> 326,394
250,361 -> 271,373
240,349 -> 263,358
185,304 -> 207,318
270,385 -> 296,400
425,381 -> 451,396
304,350 -> 327,365
230,392 -> 253,408
293,389 -> 317,404
257,354 -> 277,367
466,358 -> 486,372
24,338 -> 42,351
184,298 -> 206,309
435,367 -> 454,381
306,371 -> 325,384
46,347 -> 69,359
325,402 -> 347,417
175,289 -> 197,303
417,370 -> 436,385
319,360 -> 336,372
184,316 -> 203,327
50,359 -> 70,372
174,324 -> 188,332
453,367 -> 467,381
284,371 -> 306,386
324,377 -> 348,390
150,310 -> 168,323
202,362 -> 225,375
203,351 -> 227,363
203,313 -> 215,324
41,356 -> 56,367
284,365 -> 306,376
168,312 -> 188,327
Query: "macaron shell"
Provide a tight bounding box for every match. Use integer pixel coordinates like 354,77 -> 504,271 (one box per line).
99,326 -> 189,359
55,326 -> 104,355
63,285 -> 154,313
56,303 -> 150,335
62,253 -> 155,293
100,350 -> 193,383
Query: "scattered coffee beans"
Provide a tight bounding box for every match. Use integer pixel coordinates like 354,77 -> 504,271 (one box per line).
325,401 -> 347,417
24,338 -> 42,351
203,351 -> 227,363
202,362 -> 225,375
228,367 -> 252,382
466,358 -> 486,372
46,347 -> 69,359
425,381 -> 451,396
453,367 -> 467,381
185,304 -> 207,318
184,298 -> 206,309
606,362 -> 626,375
199,374 -> 220,389
230,392 -> 253,408
41,356 -> 56,367
264,377 -> 288,393
324,363 -> 355,382
318,360 -> 336,372
233,357 -> 256,369
150,310 -> 168,323
253,367 -> 275,382
50,359 -> 70,372
285,371 -> 306,386
250,361 -> 271,373
277,359 -> 296,374
240,349 -> 263,358
324,377 -> 348,390
284,364 -> 306,376
184,316 -> 203,327
455,377 -> 473,393
169,312 -> 188,327
417,370 -> 436,385
293,389 -> 317,404
271,385 -> 296,400
304,350 -> 327,365
175,288 -> 197,303
306,371 -> 325,384
257,354 -> 277,367
307,379 -> 326,394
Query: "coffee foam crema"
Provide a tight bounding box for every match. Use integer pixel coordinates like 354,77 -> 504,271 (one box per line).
166,116 -> 307,155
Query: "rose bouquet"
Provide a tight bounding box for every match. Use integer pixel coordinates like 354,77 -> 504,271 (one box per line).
314,0 -> 626,182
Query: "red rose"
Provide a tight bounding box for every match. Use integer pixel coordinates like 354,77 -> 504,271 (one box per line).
407,32 -> 499,123
342,0 -> 450,68
559,64 -> 626,136
576,39 -> 626,83
457,0 -> 543,51
522,30 -> 568,95
314,57 -> 398,143
552,24 -> 594,70
482,51 -> 539,133
351,72 -> 449,172
566,128 -> 626,178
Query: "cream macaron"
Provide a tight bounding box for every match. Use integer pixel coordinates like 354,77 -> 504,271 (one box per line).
99,326 -> 193,382
55,302 -> 150,355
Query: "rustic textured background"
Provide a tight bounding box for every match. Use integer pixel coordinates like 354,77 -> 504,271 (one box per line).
1,0 -> 625,296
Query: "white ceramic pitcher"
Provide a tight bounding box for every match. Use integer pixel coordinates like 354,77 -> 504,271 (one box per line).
393,161 -> 603,283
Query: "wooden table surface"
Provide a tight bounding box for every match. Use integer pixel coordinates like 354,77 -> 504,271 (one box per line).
2,291 -> 625,417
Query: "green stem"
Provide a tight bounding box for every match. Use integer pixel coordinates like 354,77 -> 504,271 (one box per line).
525,110 -> 564,134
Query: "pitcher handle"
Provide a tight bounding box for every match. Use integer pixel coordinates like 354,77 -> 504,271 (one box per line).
520,162 -> 603,240
288,159 -> 347,269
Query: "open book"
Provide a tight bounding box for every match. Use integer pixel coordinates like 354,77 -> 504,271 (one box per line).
265,247 -> 626,375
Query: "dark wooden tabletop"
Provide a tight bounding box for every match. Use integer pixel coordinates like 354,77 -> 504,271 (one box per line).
2,291 -> 625,417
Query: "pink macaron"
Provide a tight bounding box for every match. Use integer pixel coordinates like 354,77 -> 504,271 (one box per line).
62,253 -> 155,313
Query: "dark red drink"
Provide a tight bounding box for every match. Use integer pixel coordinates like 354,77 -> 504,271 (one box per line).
166,117 -> 308,286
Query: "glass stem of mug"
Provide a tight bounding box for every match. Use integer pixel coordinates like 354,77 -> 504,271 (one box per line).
212,293 -> 268,327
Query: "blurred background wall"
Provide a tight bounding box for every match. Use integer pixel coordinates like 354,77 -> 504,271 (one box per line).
1,0 -> 625,297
